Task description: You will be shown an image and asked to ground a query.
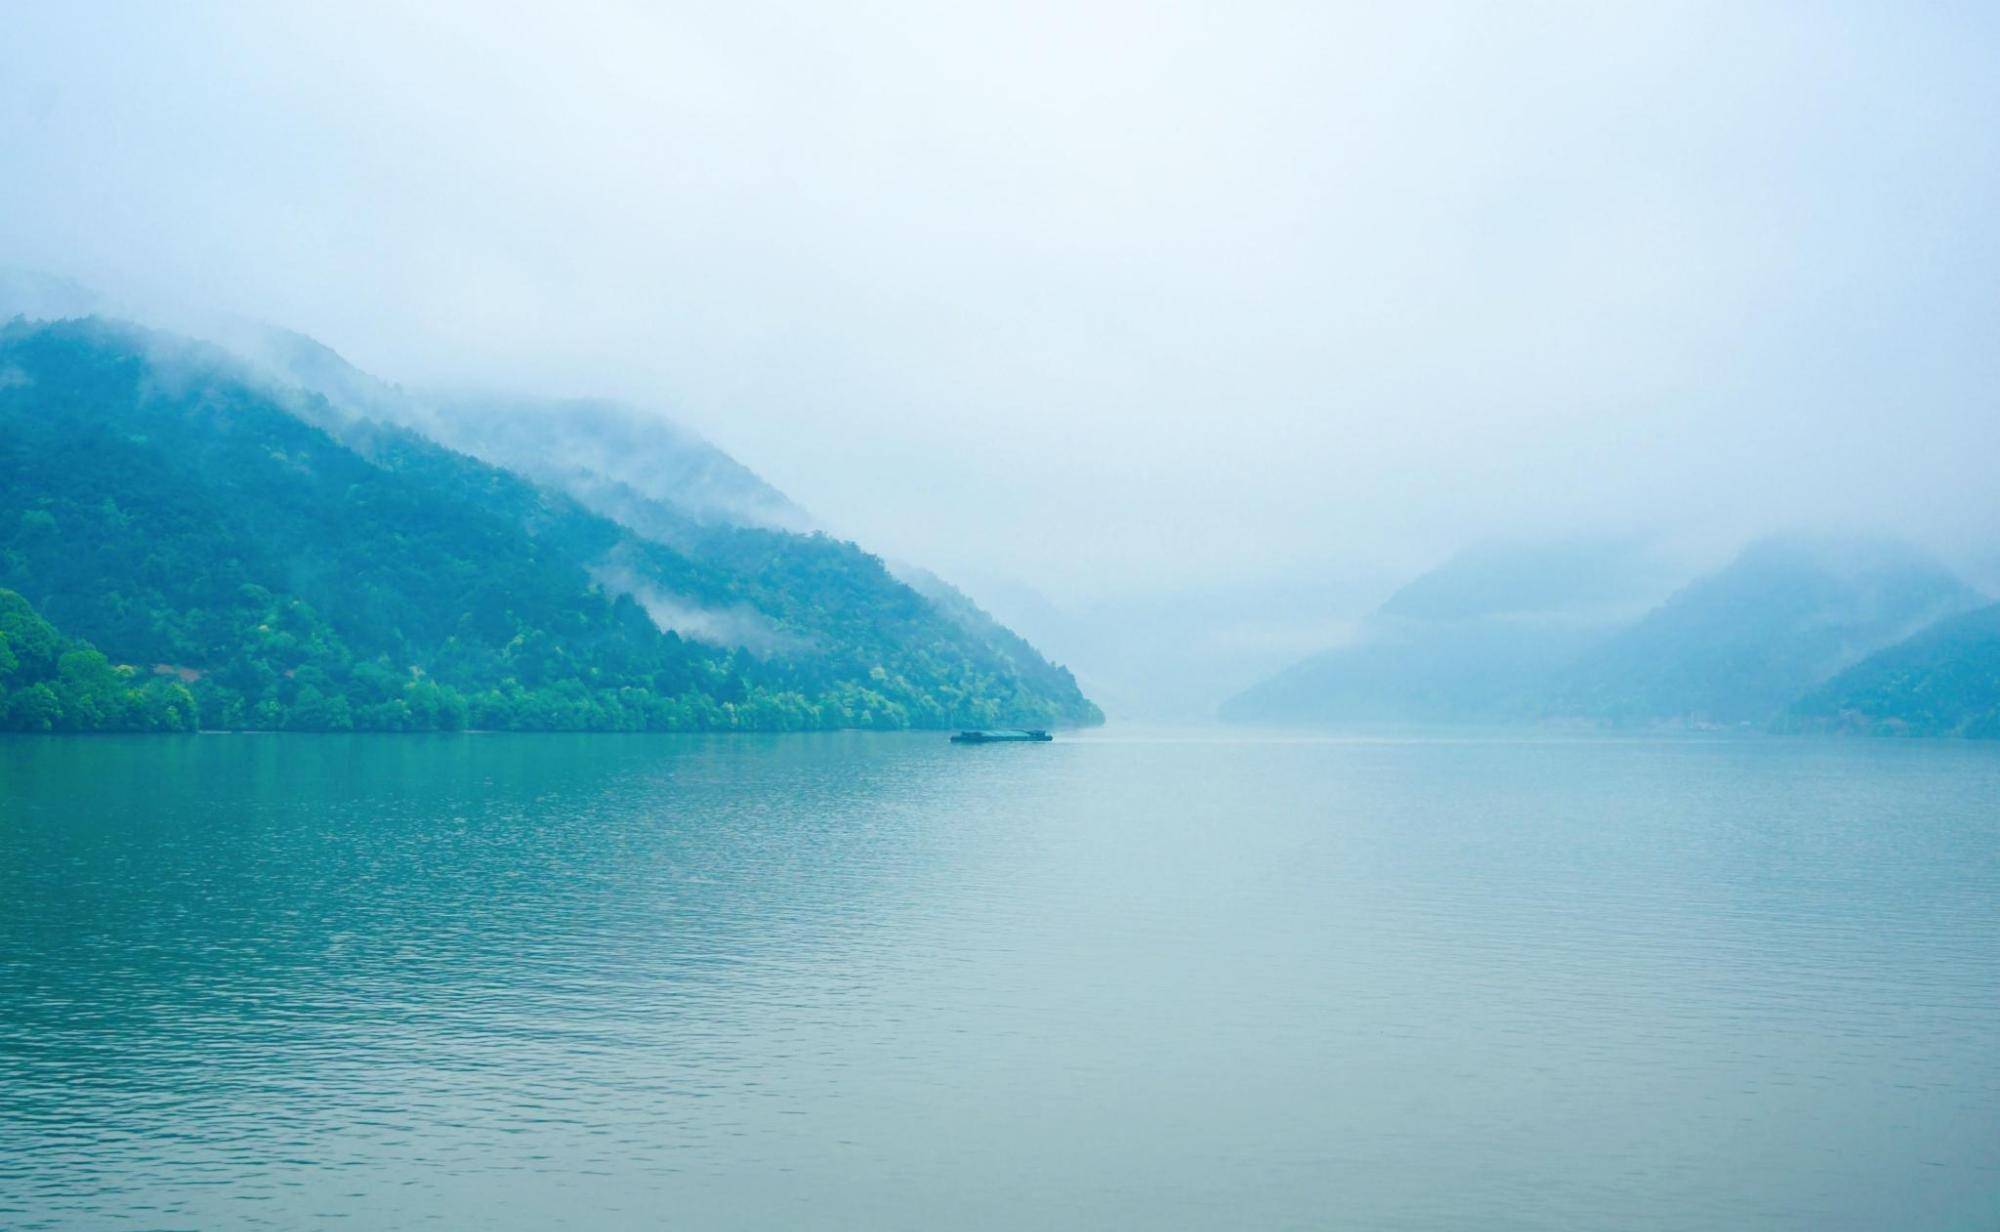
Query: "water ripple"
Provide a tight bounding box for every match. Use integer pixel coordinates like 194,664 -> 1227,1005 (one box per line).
1,731 -> 1996,1230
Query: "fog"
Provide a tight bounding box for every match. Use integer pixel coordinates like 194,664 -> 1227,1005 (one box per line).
5,2 -> 1998,714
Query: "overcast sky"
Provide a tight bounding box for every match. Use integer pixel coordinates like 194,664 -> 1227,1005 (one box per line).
4,1 -> 1998,617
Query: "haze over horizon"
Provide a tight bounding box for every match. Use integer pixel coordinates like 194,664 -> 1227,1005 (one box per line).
12,10 -> 2000,1225
6,2 -> 1999,715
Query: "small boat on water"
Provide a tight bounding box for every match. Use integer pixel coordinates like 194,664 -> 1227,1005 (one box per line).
950,729 -> 1054,743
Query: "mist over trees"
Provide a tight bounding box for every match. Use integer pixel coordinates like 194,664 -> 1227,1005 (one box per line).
0,316 -> 1100,732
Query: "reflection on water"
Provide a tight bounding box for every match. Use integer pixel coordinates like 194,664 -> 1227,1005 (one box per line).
2,731 -> 1997,1230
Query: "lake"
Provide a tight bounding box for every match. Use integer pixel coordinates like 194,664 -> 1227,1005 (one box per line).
2,730 -> 1996,1230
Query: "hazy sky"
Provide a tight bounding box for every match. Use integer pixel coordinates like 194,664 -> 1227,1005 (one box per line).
4,2 -> 1998,617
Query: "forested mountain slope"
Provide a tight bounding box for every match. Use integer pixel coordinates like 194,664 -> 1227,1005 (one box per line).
0,317 -> 1099,731
1782,602 -> 2000,737
237,324 -> 812,532
0,588 -> 199,731
1546,537 -> 1980,725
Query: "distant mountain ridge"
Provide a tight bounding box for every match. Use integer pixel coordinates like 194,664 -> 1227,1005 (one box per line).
1375,538 -> 1669,623
1545,535 -> 1980,724
1782,602 -> 2000,737
224,325 -> 815,533
1,270 -> 815,534
1223,535 -> 1990,733
0,314 -> 1100,731
1219,539 -> 1670,725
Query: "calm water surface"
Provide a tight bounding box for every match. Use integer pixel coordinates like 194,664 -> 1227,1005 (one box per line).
2,730 -> 1996,1230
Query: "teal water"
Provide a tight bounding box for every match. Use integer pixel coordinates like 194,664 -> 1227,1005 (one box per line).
2,731 -> 1996,1230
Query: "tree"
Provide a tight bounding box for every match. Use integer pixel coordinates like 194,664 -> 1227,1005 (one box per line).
5,682 -> 60,732
0,590 -> 61,680
286,685 -> 353,732
53,648 -> 130,730
0,321 -> 1103,735
136,679 -> 198,732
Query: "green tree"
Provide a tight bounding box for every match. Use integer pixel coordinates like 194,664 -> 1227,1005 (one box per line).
5,682 -> 61,731
286,685 -> 354,731
136,679 -> 199,732
0,590 -> 61,680
53,648 -> 129,730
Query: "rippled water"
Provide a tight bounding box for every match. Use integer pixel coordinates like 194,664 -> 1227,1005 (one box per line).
1,730 -> 1996,1229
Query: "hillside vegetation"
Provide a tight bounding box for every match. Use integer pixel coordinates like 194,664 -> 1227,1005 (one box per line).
0,317 -> 1100,732
1782,602 -> 2000,737
0,588 -> 197,731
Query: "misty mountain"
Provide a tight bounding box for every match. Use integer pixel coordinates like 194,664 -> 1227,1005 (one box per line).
1219,540 -> 1668,724
233,323 -> 1102,713
0,268 -> 103,321
1375,539 -> 1671,622
0,269 -> 816,536
230,326 -> 814,533
0,316 -> 1099,731
1223,535 -> 1985,730
1217,617 -> 1600,725
1780,602 -> 2000,737
1548,536 -> 1982,725
432,396 -> 813,533
889,563 -> 1112,718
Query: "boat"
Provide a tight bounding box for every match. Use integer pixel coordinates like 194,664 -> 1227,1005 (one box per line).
950,729 -> 1054,743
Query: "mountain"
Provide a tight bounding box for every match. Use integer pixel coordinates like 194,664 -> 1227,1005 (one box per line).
1547,536 -> 1982,725
1373,539 -> 1667,622
891,563 -> 1114,720
425,395 -> 814,533
1222,535 -> 1985,730
1219,539 -> 1666,725
1780,602 -> 2000,737
0,271 -> 816,535
0,316 -> 1099,731
225,326 -> 814,532
1218,616 -> 1601,724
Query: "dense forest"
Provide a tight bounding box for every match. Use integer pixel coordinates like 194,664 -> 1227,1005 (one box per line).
0,588 -> 198,731
0,317 -> 1101,733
